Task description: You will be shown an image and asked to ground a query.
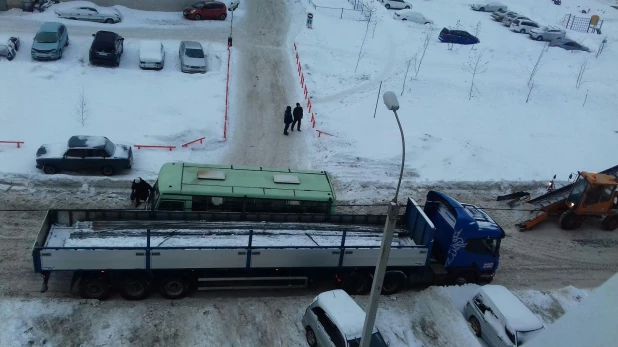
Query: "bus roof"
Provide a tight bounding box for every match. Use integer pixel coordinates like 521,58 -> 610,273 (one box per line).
157,162 -> 336,202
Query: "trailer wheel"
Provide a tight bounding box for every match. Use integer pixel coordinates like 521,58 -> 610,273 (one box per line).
342,272 -> 370,295
382,271 -> 406,295
601,216 -> 618,231
160,277 -> 189,299
79,276 -> 110,300
559,211 -> 580,230
119,276 -> 151,300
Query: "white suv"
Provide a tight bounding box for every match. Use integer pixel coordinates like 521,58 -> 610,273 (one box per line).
301,290 -> 389,347
510,19 -> 539,34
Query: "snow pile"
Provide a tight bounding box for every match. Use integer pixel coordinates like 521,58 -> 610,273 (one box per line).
292,0 -> 618,186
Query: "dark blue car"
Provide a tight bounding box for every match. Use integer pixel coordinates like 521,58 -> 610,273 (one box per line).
439,28 -> 480,45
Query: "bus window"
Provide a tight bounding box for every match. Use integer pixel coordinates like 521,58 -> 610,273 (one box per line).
158,200 -> 185,211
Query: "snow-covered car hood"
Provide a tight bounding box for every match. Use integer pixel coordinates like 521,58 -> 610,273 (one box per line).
31,42 -> 59,51
182,56 -> 206,68
112,144 -> 131,159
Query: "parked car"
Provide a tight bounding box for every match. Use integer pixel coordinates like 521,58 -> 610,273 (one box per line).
36,136 -> 132,176
380,0 -> 411,10
439,28 -> 480,45
302,290 -> 389,347
510,19 -> 539,34
471,2 -> 506,12
89,31 -> 124,67
528,26 -> 565,41
393,10 -> 432,24
31,22 -> 69,61
179,41 -> 207,73
55,5 -> 123,24
549,38 -> 590,52
0,37 -> 20,61
503,15 -> 530,27
139,40 -> 165,70
464,285 -> 545,347
183,1 -> 227,20
492,10 -> 517,21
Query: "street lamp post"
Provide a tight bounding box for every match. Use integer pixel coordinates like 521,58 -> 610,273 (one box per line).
359,91 -> 406,347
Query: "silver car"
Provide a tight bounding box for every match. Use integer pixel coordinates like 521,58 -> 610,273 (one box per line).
492,10 -> 517,21
471,2 -> 507,12
529,26 -> 565,41
55,5 -> 123,24
503,15 -> 530,27
179,41 -> 207,74
464,285 -> 545,347
301,290 -> 388,347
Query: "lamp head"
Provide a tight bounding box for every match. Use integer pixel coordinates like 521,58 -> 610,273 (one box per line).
383,91 -> 400,111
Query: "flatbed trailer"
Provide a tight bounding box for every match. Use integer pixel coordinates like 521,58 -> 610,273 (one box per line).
32,192 -> 504,300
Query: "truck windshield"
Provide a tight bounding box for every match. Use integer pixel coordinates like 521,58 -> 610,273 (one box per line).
466,238 -> 500,256
567,177 -> 588,207
348,333 -> 388,347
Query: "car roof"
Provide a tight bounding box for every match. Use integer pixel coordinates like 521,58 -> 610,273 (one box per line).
94,31 -> 119,41
67,136 -> 109,149
479,285 -> 544,332
181,41 -> 203,49
39,22 -> 63,31
314,290 -> 378,339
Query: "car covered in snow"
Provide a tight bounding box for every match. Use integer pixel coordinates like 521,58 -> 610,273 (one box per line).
183,1 -> 227,20
439,28 -> 480,45
0,37 -> 20,61
509,19 -> 539,34
503,15 -> 530,27
179,40 -> 207,73
380,0 -> 411,10
393,10 -> 433,25
302,290 -> 389,347
492,10 -> 517,21
36,136 -> 133,176
139,40 -> 165,70
528,26 -> 565,41
471,2 -> 506,12
549,38 -> 590,52
464,285 -> 545,347
55,5 -> 123,24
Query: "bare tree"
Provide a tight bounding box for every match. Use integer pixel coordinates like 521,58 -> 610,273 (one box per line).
526,81 -> 535,103
471,21 -> 481,50
576,58 -> 589,89
525,43 -> 549,103
401,54 -> 416,96
413,27 -> 433,79
355,4 -> 375,73
463,49 -> 488,100
74,88 -> 89,127
582,90 -> 589,106
596,37 -> 607,58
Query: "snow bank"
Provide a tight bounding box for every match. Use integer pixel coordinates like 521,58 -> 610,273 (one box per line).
292,0 -> 618,184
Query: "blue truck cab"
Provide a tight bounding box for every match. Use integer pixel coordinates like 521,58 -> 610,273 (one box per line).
407,191 -> 504,285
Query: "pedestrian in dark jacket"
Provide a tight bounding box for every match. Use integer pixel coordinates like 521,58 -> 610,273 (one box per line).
131,177 -> 153,207
291,103 -> 303,131
283,106 -> 293,135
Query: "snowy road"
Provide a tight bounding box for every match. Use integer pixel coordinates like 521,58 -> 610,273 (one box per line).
224,0 -> 310,169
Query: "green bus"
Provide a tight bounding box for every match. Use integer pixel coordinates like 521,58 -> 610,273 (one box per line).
149,162 -> 337,214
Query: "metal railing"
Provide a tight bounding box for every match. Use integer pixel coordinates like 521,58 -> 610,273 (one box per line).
306,0 -> 373,20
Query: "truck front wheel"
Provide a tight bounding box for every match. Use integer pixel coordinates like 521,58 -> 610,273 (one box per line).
559,211 -> 581,230
119,276 -> 151,300
455,272 -> 476,286
160,277 -> 190,299
79,276 -> 111,300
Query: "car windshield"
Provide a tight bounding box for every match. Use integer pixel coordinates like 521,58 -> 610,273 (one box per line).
104,139 -> 116,156
192,2 -> 204,8
517,328 -> 544,345
567,176 -> 588,206
347,333 -> 388,347
34,31 -> 58,43
185,48 -> 204,58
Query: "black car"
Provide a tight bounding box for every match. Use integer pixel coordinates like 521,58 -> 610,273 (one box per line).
438,28 -> 480,45
36,136 -> 133,176
89,31 -> 124,66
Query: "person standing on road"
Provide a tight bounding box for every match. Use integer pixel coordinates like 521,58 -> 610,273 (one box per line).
283,106 -> 293,136
131,177 -> 153,207
291,102 -> 303,132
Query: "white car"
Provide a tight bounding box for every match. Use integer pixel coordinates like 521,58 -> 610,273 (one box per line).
139,40 -> 165,70
179,41 -> 207,74
529,26 -> 565,41
55,5 -> 123,24
503,15 -> 530,27
0,37 -> 20,61
380,0 -> 411,10
393,10 -> 433,25
510,19 -> 539,34
471,2 -> 506,12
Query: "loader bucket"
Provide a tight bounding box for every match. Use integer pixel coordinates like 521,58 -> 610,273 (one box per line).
516,211 -> 549,231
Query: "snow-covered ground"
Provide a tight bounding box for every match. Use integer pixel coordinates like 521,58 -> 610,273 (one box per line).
293,0 -> 618,190
0,282 -> 590,347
